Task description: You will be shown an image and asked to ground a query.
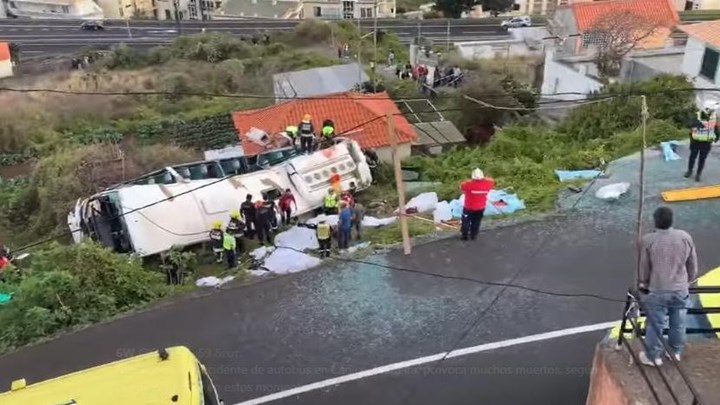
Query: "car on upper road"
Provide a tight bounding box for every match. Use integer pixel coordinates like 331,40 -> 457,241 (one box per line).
80,20 -> 105,31
500,16 -> 532,30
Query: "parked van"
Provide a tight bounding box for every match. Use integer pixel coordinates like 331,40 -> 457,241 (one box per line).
0,346 -> 223,405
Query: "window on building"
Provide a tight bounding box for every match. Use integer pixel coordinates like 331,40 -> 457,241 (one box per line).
314,6 -> 321,16
165,9 -> 172,19
61,5 -> 69,13
342,1 -> 353,19
700,47 -> 719,82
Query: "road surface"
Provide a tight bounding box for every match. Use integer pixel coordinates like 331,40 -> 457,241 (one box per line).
0,19 -> 514,55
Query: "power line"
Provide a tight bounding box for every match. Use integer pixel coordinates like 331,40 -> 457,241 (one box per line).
0,85 -> 717,103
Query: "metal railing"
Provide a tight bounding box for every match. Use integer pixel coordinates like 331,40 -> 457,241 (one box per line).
615,286 -> 720,405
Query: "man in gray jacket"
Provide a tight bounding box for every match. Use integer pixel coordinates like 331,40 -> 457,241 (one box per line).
638,206 -> 698,366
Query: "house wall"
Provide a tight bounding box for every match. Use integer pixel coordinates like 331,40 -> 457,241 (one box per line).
455,41 -> 541,59
301,0 -> 394,19
682,36 -> 720,108
374,143 -> 411,164
0,59 -> 12,79
541,51 -> 603,100
6,0 -> 104,18
548,8 -> 579,56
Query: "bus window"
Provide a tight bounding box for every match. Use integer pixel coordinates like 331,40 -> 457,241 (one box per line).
206,163 -> 222,179
176,167 -> 191,180
189,164 -> 209,180
263,188 -> 282,201
200,365 -> 221,405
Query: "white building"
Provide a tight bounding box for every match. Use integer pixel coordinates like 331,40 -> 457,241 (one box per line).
5,0 -> 103,19
455,27 -> 547,59
678,20 -> 720,108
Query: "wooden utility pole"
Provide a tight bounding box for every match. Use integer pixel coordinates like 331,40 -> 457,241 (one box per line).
387,112 -> 412,255
635,95 -> 648,286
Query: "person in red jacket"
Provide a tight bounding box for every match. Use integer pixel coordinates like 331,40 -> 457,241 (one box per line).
278,189 -> 297,226
460,168 -> 494,241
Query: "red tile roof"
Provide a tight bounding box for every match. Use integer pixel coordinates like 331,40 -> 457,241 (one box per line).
570,0 -> 679,31
678,20 -> 720,49
232,92 -> 418,156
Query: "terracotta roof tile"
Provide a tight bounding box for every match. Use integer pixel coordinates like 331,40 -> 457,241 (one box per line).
232,92 -> 418,156
570,0 -> 679,31
0,43 -> 10,62
678,20 -> 720,49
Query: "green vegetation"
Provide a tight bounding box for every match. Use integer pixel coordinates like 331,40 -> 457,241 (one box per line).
0,242 -> 172,353
409,75 -> 694,211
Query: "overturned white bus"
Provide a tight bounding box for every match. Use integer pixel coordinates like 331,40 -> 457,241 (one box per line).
68,139 -> 373,257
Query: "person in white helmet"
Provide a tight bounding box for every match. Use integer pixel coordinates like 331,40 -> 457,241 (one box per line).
459,168 -> 494,241
685,100 -> 719,182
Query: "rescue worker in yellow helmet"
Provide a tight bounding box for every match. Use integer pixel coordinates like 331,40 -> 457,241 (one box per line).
298,113 -> 315,154
685,100 -> 719,182
320,119 -> 336,149
285,125 -> 299,148
298,215 -> 334,258
223,229 -> 237,269
208,220 -> 224,263
323,188 -> 339,215
226,211 -> 245,255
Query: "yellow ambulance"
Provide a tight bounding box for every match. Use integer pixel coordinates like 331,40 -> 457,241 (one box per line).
0,346 -> 224,405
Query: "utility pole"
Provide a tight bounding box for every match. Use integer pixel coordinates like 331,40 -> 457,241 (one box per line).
446,19 -> 450,52
635,95 -> 649,286
373,0 -> 378,93
357,15 -> 362,87
173,0 -> 183,34
124,4 -> 133,39
387,112 -> 411,255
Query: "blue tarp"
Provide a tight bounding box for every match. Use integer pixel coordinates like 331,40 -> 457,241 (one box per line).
0,293 -> 12,305
555,170 -> 602,182
661,141 -> 681,161
449,189 -> 526,217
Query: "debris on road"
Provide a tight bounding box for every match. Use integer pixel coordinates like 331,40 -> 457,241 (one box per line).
555,169 -> 603,182
661,140 -> 682,161
196,276 -> 235,288
595,182 -> 630,201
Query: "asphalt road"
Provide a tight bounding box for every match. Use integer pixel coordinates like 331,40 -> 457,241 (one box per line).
2,199 -> 719,405
0,18 -> 513,55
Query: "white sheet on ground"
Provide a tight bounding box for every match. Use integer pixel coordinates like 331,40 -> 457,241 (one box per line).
400,192 -> 439,214
196,275 -> 235,288
275,226 -> 319,250
307,214 -> 396,228
263,248 -> 322,274
433,200 -> 453,223
595,182 -> 630,200
250,246 -> 274,260
345,242 -> 372,254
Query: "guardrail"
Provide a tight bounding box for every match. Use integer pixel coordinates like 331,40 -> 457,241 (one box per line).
615,286 -> 720,405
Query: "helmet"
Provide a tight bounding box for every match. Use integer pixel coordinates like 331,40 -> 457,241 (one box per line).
212,220 -> 223,229
303,114 -> 311,121
230,211 -> 240,219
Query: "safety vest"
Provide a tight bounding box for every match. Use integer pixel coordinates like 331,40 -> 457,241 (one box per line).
322,126 -> 334,138
209,229 -> 223,250
317,223 -> 331,240
223,232 -> 236,250
299,121 -> 313,136
323,194 -> 338,208
286,126 -> 298,138
692,113 -> 717,142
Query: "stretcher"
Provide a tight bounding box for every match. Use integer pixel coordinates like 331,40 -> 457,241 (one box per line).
661,185 -> 720,202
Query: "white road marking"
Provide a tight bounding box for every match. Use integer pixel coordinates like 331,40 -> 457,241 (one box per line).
234,321 -> 617,405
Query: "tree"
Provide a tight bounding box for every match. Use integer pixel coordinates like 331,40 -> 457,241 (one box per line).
586,10 -> 662,79
479,0 -> 514,16
433,0 -> 478,19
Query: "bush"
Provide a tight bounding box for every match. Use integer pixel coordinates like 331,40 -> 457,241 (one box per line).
291,21 -> 332,46
559,75 -> 695,142
0,242 -> 170,352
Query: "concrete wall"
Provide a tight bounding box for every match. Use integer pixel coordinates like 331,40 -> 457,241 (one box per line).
455,41 -> 541,59
548,8 -> 579,56
374,143 -> 411,164
585,346 -> 629,405
7,0 -> 104,18
682,36 -> 720,110
541,52 -> 603,100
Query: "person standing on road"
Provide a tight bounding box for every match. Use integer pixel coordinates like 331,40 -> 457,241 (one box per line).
278,189 -> 297,226
254,200 -> 273,245
223,229 -> 237,269
638,206 -> 698,367
323,188 -> 339,215
226,211 -> 245,255
352,202 -> 365,240
208,221 -> 224,263
684,100 -> 719,182
298,216 -> 333,258
459,168 -> 494,241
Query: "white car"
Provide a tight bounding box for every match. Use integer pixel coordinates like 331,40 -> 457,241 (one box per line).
501,16 -> 532,29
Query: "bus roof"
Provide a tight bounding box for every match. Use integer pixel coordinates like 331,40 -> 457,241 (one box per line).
0,346 -> 202,405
